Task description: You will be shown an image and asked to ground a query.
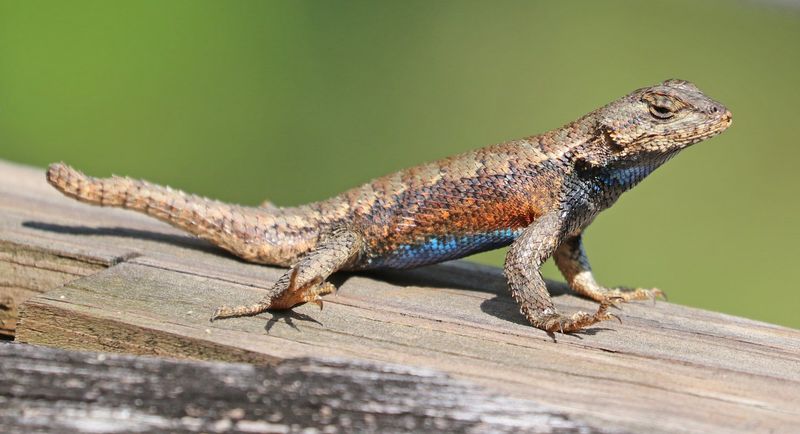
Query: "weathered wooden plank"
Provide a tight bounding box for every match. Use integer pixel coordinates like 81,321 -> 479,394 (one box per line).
0,342 -> 604,434
17,260 -> 800,433
3,159 -> 800,434
0,236 -> 125,338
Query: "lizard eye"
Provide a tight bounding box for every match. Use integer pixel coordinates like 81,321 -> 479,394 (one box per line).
642,92 -> 681,120
649,104 -> 674,119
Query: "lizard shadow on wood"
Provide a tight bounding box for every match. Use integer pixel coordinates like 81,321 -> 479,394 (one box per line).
264,310 -> 323,333
23,220 -> 584,330
367,267 -> 570,297
371,269 -> 615,336
23,221 -> 239,258
355,269 -> 575,328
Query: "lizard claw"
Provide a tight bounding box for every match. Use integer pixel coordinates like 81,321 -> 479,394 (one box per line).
596,296 -> 623,322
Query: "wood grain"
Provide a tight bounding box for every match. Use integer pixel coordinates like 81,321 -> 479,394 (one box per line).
1,342 -> 603,434
2,159 -> 799,433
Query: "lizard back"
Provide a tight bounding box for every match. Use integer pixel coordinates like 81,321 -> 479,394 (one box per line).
324,137 -> 577,269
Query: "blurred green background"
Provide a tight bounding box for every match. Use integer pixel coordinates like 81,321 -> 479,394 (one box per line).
1,1 -> 798,328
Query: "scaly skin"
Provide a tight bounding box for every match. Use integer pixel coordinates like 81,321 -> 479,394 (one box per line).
47,79 -> 732,334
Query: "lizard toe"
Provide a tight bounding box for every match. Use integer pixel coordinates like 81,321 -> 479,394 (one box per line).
210,302 -> 271,321
608,287 -> 667,304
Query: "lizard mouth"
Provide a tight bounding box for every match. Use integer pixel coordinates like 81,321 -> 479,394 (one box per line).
685,114 -> 732,146
689,108 -> 733,143
714,109 -> 733,136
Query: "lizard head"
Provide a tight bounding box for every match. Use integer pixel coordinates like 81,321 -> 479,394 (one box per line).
596,79 -> 732,159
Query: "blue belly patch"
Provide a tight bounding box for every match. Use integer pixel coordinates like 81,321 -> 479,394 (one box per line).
365,228 -> 523,269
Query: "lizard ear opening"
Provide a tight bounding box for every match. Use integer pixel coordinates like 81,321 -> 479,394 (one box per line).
596,113 -> 642,150
574,125 -> 617,170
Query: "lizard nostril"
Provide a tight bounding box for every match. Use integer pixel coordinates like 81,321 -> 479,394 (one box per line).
724,110 -> 733,122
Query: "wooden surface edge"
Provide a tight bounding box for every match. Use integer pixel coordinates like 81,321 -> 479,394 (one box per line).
0,341 -> 617,434
16,299 -> 278,365
0,239 -> 112,339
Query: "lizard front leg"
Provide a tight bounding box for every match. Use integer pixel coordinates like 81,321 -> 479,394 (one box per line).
505,213 -> 618,333
211,227 -> 363,320
553,235 -> 665,304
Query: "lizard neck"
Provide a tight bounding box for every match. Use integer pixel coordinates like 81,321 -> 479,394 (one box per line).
562,150 -> 680,235
593,151 -> 679,194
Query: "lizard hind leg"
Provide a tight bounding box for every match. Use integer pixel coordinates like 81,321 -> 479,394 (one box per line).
211,227 -> 363,321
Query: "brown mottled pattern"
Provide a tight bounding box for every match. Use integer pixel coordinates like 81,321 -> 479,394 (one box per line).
47,79 -> 732,334
315,138 -> 568,267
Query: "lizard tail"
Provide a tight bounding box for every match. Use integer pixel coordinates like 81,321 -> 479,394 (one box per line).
46,162 -> 229,226
46,162 -> 319,266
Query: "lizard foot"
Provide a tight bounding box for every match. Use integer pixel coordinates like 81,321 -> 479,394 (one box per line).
210,268 -> 336,321
269,280 -> 336,310
537,297 -> 622,333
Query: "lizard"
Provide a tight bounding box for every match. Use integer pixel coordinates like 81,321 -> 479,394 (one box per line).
46,79 -> 732,334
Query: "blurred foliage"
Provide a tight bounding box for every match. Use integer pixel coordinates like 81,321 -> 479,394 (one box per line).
1,1 -> 798,328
